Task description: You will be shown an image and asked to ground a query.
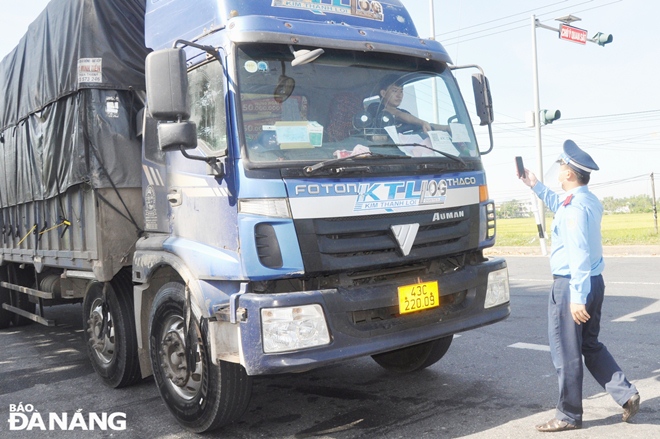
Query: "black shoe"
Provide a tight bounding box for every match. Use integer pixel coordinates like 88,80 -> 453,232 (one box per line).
622,393 -> 640,422
535,418 -> 581,432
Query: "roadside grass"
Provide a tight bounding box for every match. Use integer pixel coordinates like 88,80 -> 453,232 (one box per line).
495,213 -> 660,246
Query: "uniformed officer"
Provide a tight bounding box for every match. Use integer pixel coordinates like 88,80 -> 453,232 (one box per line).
519,140 -> 640,432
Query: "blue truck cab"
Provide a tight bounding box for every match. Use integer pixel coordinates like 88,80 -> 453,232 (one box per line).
133,0 -> 510,431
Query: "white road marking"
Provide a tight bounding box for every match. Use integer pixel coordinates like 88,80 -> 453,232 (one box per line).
508,342 -> 550,352
613,299 -> 660,322
510,277 -> 660,286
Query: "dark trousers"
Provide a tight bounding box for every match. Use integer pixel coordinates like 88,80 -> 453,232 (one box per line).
548,275 -> 637,425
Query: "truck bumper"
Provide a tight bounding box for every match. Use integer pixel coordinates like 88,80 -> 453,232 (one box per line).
230,257 -> 509,376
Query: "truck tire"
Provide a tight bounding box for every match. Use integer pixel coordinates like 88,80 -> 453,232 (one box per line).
149,282 -> 252,433
372,335 -> 453,373
83,269 -> 141,388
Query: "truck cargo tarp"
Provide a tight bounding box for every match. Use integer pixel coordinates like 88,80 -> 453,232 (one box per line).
0,0 -> 149,207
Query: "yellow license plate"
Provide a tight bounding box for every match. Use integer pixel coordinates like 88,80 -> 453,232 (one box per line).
398,281 -> 440,314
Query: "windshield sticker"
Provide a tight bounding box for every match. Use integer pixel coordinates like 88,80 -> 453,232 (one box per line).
449,123 -> 471,143
244,61 -> 270,73
244,61 -> 258,73
428,131 -> 456,154
271,0 -> 384,21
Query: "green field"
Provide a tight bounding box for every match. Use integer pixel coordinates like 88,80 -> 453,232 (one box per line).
495,213 -> 660,246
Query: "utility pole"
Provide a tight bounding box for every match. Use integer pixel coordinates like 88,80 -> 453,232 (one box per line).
429,0 -> 435,40
652,172 -> 658,234
531,15 -> 548,255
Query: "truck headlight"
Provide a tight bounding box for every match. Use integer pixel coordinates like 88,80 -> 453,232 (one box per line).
239,198 -> 291,218
261,305 -> 331,353
484,268 -> 509,308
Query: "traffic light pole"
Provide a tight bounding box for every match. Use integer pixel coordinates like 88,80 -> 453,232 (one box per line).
531,15 -> 548,255
652,172 -> 658,234
529,14 -> 612,256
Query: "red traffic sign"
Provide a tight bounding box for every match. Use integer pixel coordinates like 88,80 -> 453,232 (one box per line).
559,24 -> 587,45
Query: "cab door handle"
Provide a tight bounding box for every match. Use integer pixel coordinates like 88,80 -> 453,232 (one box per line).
167,189 -> 182,207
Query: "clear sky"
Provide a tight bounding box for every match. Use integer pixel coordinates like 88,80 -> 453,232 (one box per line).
1,0 -> 658,203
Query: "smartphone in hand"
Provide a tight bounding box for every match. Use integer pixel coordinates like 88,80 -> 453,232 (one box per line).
515,156 -> 526,178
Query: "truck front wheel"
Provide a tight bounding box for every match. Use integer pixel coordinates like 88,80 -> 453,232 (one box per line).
82,270 -> 141,388
371,335 -> 453,373
149,282 -> 252,433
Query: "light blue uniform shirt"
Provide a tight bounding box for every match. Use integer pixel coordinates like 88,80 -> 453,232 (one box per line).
533,182 -> 605,304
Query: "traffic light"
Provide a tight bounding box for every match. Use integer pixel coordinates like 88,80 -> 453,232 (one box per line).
540,109 -> 561,125
592,32 -> 613,46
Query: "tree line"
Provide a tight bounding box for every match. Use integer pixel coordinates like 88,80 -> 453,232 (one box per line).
497,195 -> 658,219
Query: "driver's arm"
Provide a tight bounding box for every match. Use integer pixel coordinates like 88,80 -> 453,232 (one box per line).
390,108 -> 449,133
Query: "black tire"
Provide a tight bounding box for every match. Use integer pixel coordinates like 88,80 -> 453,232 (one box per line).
83,269 -> 141,388
149,282 -> 252,433
372,335 -> 453,373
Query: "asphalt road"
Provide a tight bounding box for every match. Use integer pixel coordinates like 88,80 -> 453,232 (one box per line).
0,255 -> 658,438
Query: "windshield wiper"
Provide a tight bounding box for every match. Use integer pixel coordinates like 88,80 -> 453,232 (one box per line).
370,143 -> 466,165
303,151 -> 409,175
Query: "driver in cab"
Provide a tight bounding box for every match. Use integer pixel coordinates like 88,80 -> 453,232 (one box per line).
368,74 -> 449,134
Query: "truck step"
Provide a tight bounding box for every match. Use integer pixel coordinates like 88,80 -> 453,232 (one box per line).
0,282 -> 54,299
1,303 -> 55,326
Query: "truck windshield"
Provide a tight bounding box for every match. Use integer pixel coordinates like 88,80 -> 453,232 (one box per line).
236,44 -> 479,166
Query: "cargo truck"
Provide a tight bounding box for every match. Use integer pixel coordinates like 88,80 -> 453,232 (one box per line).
0,0 -> 510,432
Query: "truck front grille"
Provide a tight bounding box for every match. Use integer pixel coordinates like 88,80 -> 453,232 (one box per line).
294,205 -> 479,274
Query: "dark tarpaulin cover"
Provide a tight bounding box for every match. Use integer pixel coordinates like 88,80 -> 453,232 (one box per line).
0,0 -> 149,208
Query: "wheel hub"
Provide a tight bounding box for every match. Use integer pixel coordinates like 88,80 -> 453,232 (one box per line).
86,299 -> 115,364
158,316 -> 203,400
161,331 -> 188,386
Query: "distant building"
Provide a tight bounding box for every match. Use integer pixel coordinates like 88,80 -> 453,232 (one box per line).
495,199 -> 533,218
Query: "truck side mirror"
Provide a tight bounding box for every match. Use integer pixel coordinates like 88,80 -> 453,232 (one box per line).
145,48 -> 197,151
472,73 -> 494,126
146,48 -> 190,120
